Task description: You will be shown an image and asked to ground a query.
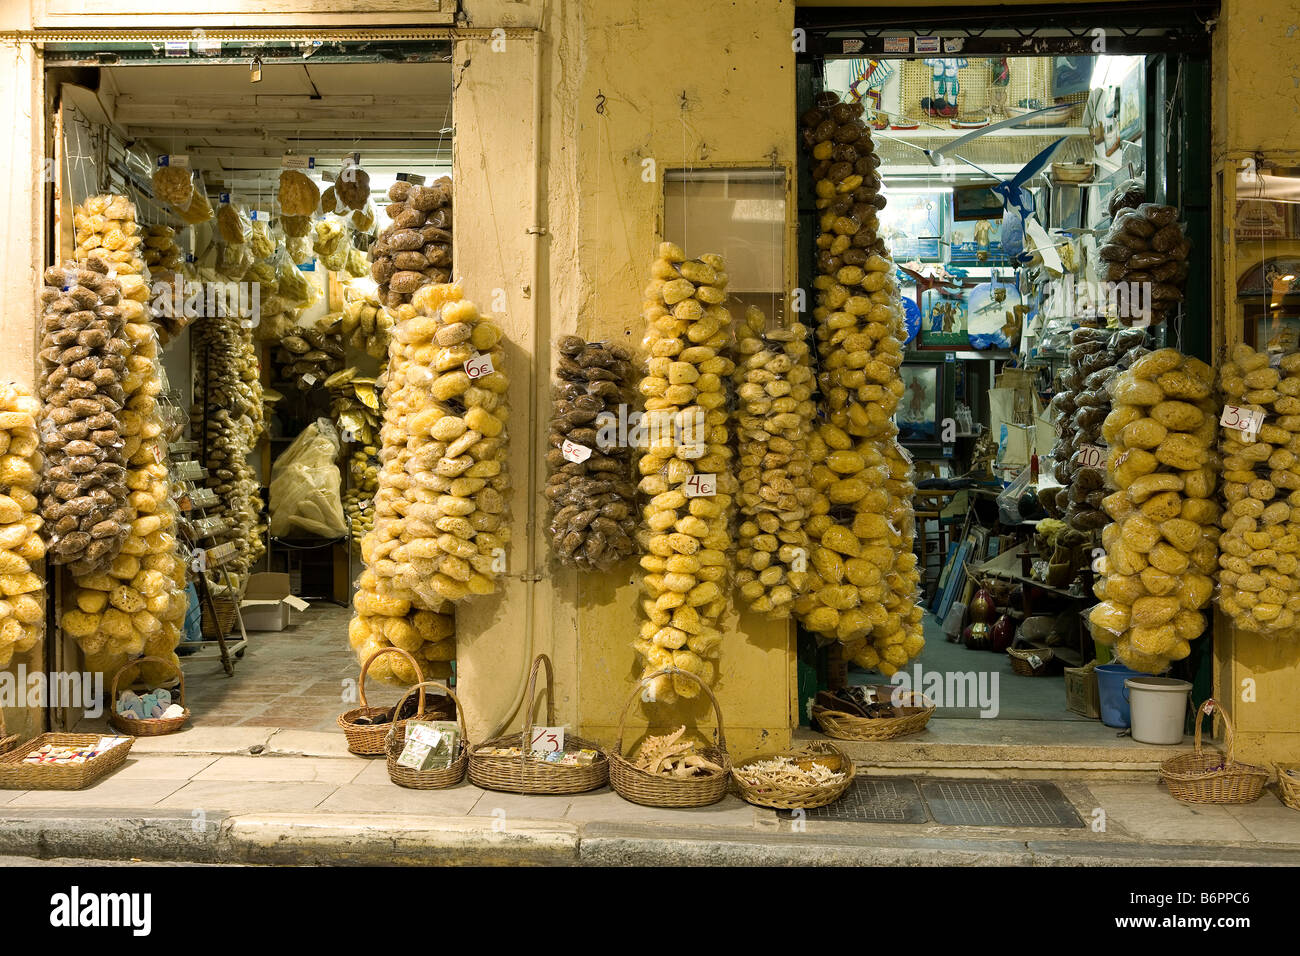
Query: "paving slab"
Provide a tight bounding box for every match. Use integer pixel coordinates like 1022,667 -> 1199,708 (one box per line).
8,778 -> 190,810
468,789 -> 579,819
154,780 -> 336,813
128,726 -> 276,755
112,755 -> 220,781
316,783 -> 485,815
1081,782 -> 1259,843
1223,794 -> 1300,844
562,789 -> 761,828
191,755 -> 364,785
264,729 -> 354,758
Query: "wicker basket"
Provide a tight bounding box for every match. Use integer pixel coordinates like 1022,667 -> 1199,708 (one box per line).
814,686 -> 936,741
469,654 -> 608,794
608,668 -> 731,808
107,656 -> 191,737
200,594 -> 239,639
732,741 -> 856,810
0,733 -> 134,790
385,680 -> 469,790
1007,645 -> 1054,676
1275,763 -> 1300,812
337,646 -> 451,756
1160,699 -> 1269,805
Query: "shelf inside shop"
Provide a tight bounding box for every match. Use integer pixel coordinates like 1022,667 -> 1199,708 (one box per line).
879,126 -> 1089,140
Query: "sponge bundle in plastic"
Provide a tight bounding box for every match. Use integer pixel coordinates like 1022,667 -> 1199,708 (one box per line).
370,179 -> 453,309
0,384 -> 46,667
1090,348 -> 1218,672
633,243 -> 736,702
732,306 -> 815,619
794,91 -> 923,675
1216,344 -> 1300,636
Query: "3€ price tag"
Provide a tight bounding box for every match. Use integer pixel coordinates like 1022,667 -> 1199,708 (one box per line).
1077,444 -> 1106,469
529,726 -> 565,754
464,352 -> 495,380
1221,405 -> 1264,442
684,473 -> 717,498
561,439 -> 591,463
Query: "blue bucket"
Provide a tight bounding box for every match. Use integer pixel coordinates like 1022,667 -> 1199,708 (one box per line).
1096,662 -> 1142,728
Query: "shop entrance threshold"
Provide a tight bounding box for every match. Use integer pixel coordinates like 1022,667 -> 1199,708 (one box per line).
797,718 -> 1191,780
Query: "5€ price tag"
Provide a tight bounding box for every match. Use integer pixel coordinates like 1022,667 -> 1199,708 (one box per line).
1077,444 -> 1106,469
1221,405 -> 1264,441
561,438 -> 591,463
529,726 -> 565,754
684,473 -> 717,497
464,352 -> 495,380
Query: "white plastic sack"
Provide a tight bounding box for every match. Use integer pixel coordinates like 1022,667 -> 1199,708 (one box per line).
269,418 -> 347,538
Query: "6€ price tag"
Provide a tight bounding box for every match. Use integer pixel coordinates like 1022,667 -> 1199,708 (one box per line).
684,473 -> 717,498
1221,405 -> 1264,441
464,353 -> 495,380
529,726 -> 565,754
561,439 -> 591,463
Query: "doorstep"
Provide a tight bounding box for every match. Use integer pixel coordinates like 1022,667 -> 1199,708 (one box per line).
799,718 -> 1190,780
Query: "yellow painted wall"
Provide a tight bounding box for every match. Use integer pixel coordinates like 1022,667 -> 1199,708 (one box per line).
1210,0 -> 1300,766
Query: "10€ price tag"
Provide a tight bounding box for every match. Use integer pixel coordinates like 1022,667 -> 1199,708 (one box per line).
464,353 -> 495,380
1077,444 -> 1106,468
561,439 -> 591,463
529,726 -> 565,753
1221,405 -> 1264,441
684,473 -> 717,498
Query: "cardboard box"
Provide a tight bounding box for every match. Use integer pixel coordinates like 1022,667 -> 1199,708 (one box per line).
239,573 -> 310,631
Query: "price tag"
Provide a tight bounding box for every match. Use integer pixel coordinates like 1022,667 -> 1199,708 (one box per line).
157,154 -> 189,168
561,438 -> 591,463
464,353 -> 495,380
1077,444 -> 1106,469
152,443 -> 164,464
684,473 -> 717,498
303,373 -> 317,386
395,172 -> 427,185
529,726 -> 565,754
164,40 -> 189,57
894,440 -> 914,465
281,154 -> 316,170
1221,405 -> 1264,442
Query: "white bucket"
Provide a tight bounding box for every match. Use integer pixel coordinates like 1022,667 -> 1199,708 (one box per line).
1125,677 -> 1191,745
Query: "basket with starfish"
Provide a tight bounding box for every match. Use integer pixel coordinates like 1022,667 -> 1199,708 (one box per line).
609,667 -> 732,807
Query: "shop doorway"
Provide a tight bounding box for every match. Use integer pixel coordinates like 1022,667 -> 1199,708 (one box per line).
797,4 -> 1215,746
42,37 -> 455,733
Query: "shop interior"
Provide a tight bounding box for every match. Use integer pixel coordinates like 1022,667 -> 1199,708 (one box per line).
808,47 -> 1210,730
46,44 -> 456,732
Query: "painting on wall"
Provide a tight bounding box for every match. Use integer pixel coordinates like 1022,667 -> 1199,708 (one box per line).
949,218 -> 1006,264
898,362 -> 943,448
917,290 -> 969,348
879,190 -> 949,261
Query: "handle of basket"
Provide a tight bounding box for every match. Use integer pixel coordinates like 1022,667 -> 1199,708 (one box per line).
519,654 -> 556,756
616,667 -> 726,756
1193,698 -> 1233,761
358,645 -> 423,714
384,680 -> 469,751
110,655 -> 186,710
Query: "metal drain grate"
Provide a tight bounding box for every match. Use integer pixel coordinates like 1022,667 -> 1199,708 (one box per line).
920,779 -> 1084,828
780,777 -> 929,824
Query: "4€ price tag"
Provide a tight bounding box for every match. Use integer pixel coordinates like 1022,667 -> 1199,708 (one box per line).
684,473 -> 717,498
529,726 -> 565,754
1221,405 -> 1264,442
561,438 -> 591,463
464,352 -> 495,380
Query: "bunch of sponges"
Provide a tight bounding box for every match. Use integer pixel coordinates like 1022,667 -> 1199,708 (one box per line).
359,283 -> 510,610
1216,343 -> 1300,635
1090,348 -> 1219,671
347,569 -> 455,684
0,383 -> 46,668
633,243 -> 736,702
732,305 -> 815,619
116,686 -> 184,721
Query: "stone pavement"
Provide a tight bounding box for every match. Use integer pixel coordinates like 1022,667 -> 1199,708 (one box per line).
0,727 -> 1296,866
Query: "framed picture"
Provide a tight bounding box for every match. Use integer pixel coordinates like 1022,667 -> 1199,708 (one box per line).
878,189 -> 949,261
1118,59 -> 1144,143
948,218 -> 1007,264
953,182 -> 1003,221
1052,56 -> 1094,99
897,358 -> 947,450
917,289 -> 969,348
